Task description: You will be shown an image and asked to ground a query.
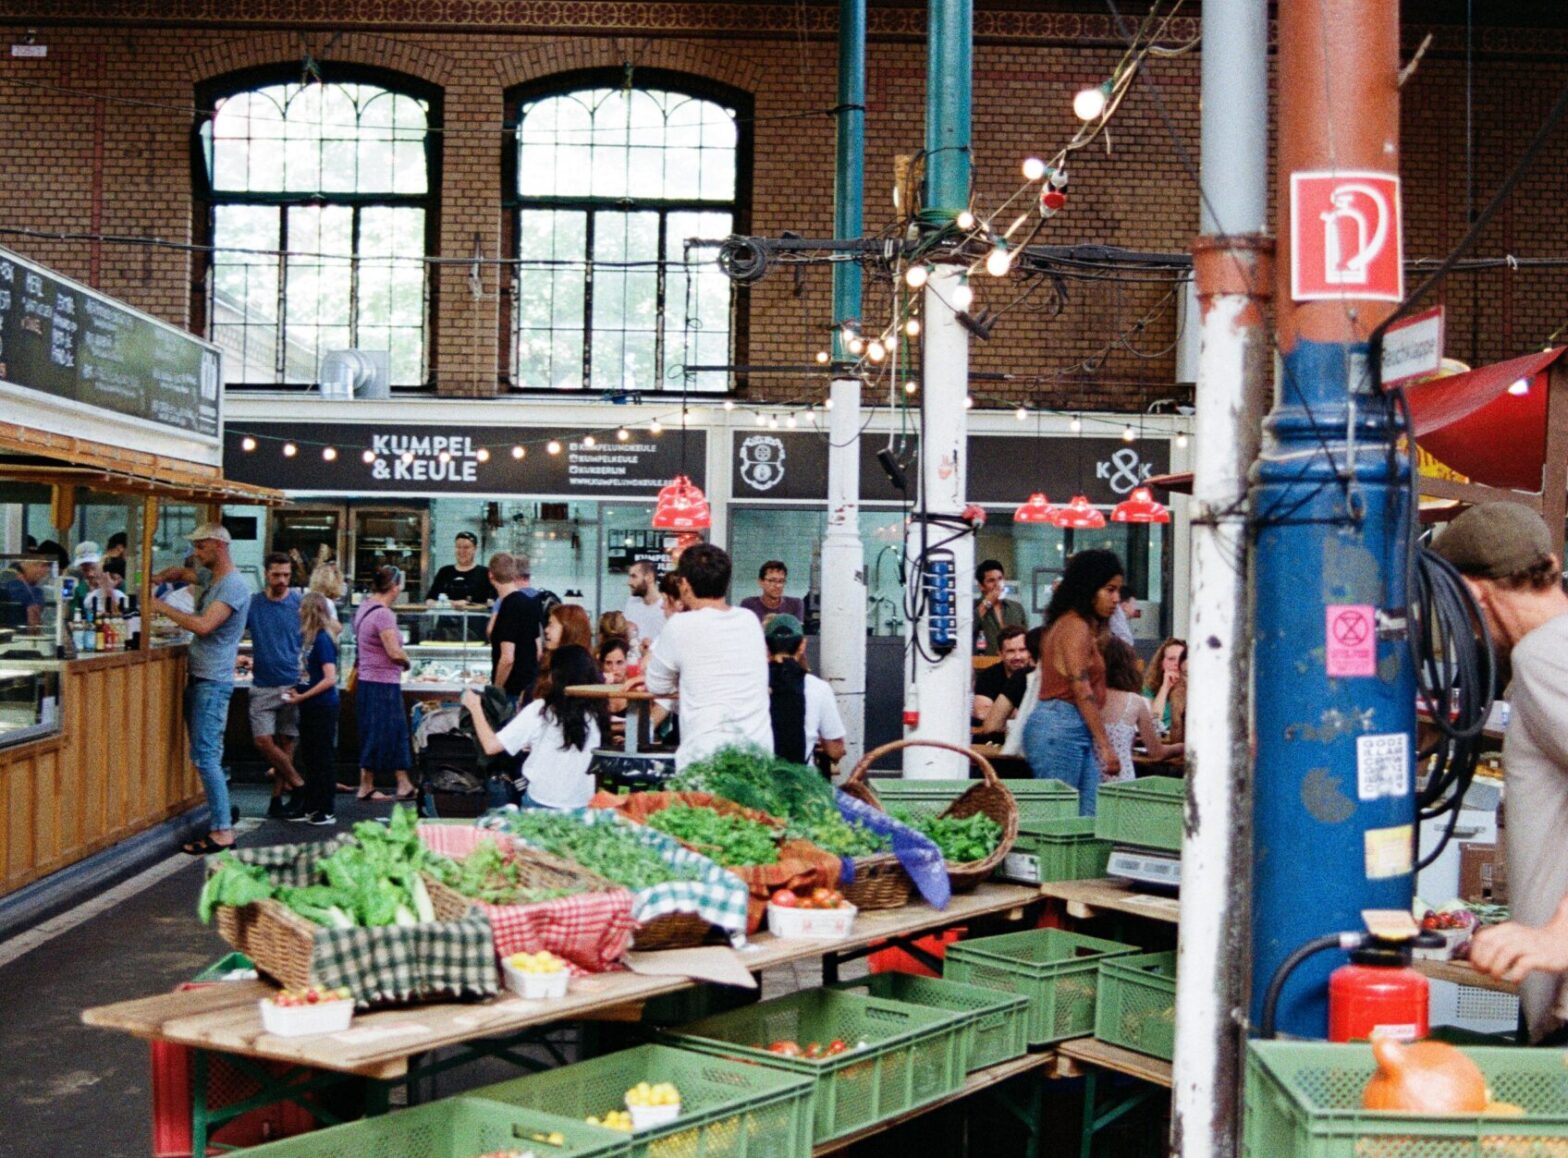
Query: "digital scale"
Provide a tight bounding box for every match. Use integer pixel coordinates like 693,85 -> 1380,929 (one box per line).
1106,845 -> 1182,890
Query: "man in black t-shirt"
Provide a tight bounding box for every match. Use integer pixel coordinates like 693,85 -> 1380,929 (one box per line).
428,531 -> 498,605
487,551 -> 541,702
973,624 -> 1033,725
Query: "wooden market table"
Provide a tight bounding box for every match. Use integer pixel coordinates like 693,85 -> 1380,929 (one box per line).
1412,956 -> 1520,996
1038,877 -> 1182,926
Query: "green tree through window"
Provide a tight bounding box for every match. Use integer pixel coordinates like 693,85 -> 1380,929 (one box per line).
510,81 -> 740,393
196,74 -> 436,388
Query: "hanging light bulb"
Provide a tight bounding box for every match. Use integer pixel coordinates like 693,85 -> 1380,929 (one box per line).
952,279 -> 974,311
786,414 -> 798,428
986,242 -> 1012,278
438,449 -> 453,463
868,340 -> 887,363
1176,432 -> 1189,449
322,446 -> 337,461
1074,79 -> 1112,121
1122,425 -> 1136,442
1508,377 -> 1531,396
1015,406 -> 1028,421
401,451 -> 414,465
362,449 -> 377,464
885,334 -> 898,351
848,336 -> 866,357
649,419 -> 662,435
825,398 -> 834,411
581,435 -> 595,448
905,264 -> 931,289
964,395 -> 975,409
476,447 -> 490,462
905,318 -> 921,338
511,445 -> 525,459
956,209 -> 977,231
1022,156 -> 1047,181
617,427 -> 630,442
546,440 -> 561,455
815,350 -> 831,364
722,399 -> 735,411
904,380 -> 918,395
1070,415 -> 1082,433
282,442 -> 298,458
768,416 -> 780,429
241,436 -> 257,452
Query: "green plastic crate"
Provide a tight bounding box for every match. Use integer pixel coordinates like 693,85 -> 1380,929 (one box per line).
1093,951 -> 1176,1061
192,951 -> 257,982
665,988 -> 967,1143
1244,1040 -> 1568,1158
873,778 -> 1077,827
826,972 -> 1030,1073
1095,777 -> 1185,852
995,818 -> 1112,884
943,928 -> 1138,1046
235,1097 -> 631,1158
474,1043 -> 814,1158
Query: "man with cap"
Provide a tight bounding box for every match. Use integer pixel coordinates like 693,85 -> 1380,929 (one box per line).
764,613 -> 846,768
153,522 -> 253,854
1430,501 -> 1568,1043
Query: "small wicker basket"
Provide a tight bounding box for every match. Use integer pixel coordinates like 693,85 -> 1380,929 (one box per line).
841,739 -> 1018,893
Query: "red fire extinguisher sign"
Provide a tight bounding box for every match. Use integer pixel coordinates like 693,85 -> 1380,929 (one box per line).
1290,170 -> 1404,303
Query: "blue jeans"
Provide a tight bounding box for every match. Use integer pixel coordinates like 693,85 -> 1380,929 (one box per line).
186,678 -> 235,832
1023,699 -> 1102,817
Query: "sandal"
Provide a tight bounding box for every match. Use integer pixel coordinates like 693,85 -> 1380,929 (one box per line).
181,835 -> 235,856
371,789 -> 420,803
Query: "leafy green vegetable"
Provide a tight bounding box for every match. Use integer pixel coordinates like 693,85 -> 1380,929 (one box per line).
198,855 -> 275,923
887,807 -> 1002,864
647,805 -> 781,867
500,811 -> 703,890
423,839 -> 585,906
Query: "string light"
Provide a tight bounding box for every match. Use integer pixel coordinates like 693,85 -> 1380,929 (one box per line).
1015,406 -> 1028,421
282,442 -> 297,457
438,449 -> 452,462
768,416 -> 780,429
786,414 -> 798,428
964,395 -> 975,409
1022,156 -> 1047,181
848,336 -> 866,356
868,340 -> 887,363
649,419 -> 662,435
400,451 -> 414,465
511,445 -> 525,459
362,449 -> 376,464
476,447 -> 490,462
985,242 -> 1012,278
952,279 -> 974,311
546,440 -> 562,455
1122,424 -> 1136,442
815,350 -> 831,364
1070,415 -> 1082,432
956,210 -> 976,231
905,264 -> 931,289
322,446 -> 337,461
241,436 -> 257,452
1176,432 -> 1189,449
722,400 -> 735,411
905,380 -> 918,395
1074,80 -> 1112,121
616,427 -> 630,441
905,318 -> 921,338
825,398 -> 834,411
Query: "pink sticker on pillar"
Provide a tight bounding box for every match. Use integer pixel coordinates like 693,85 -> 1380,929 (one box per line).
1326,605 -> 1377,677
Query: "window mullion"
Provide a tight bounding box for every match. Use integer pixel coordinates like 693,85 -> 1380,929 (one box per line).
350,206 -> 361,350
582,210 -> 596,391
275,206 -> 289,381
654,211 -> 667,394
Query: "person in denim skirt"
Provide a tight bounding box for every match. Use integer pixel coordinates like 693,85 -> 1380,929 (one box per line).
153,523 -> 252,854
1021,548 -> 1125,816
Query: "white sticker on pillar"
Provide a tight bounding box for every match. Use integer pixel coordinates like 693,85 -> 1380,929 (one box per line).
1356,732 -> 1409,800
1364,824 -> 1414,880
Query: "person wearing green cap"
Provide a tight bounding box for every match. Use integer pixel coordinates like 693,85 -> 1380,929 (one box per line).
1430,501 -> 1568,1044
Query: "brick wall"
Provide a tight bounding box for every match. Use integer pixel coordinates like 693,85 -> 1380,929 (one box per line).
1,3 -> 1566,411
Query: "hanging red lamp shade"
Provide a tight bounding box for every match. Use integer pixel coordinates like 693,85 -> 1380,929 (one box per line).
1012,492 -> 1057,523
651,474 -> 711,530
1046,495 -> 1107,529
1110,486 -> 1171,524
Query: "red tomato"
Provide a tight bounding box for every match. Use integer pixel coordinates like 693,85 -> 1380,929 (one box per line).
771,889 -> 799,909
767,1040 -> 802,1057
804,1042 -> 824,1059
826,1039 -> 849,1056
811,888 -> 838,909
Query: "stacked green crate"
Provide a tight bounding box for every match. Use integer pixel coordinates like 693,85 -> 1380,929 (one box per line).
826,972 -> 1030,1072
872,778 -> 1077,827
1095,778 -> 1185,852
944,928 -> 1137,1045
996,817 -> 1112,884
1093,951 -> 1177,1061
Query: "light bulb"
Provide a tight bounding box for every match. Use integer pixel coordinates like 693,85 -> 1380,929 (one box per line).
768,416 -> 780,429
1015,406 -> 1027,421
362,449 -> 376,464
323,446 -> 337,461
649,420 -> 662,434
952,282 -> 974,310
241,436 -> 257,452
1508,377 -> 1531,396
868,340 -> 887,363
617,427 -> 630,441
1074,82 -> 1110,121
848,336 -> 866,356
964,395 -> 975,409
905,264 -> 930,289
885,334 -> 898,351
905,380 -> 918,394
401,451 -> 414,465
956,210 -> 977,231
581,435 -> 595,448
476,447 -> 490,462
547,440 -> 561,455
1176,433 -> 1189,449
1022,156 -> 1047,181
825,398 -> 834,411
438,449 -> 452,463
282,442 -> 297,457
1122,425 -> 1136,442
816,350 -> 831,364
986,244 -> 1012,278
786,414 -> 798,428
722,399 -> 735,411
1070,415 -> 1082,432
905,318 -> 921,338
511,445 -> 525,459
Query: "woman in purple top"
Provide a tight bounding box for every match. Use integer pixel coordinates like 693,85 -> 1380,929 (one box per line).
352,565 -> 417,801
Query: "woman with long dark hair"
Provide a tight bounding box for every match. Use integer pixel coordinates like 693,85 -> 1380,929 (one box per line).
461,644 -> 607,809
1022,548 -> 1125,815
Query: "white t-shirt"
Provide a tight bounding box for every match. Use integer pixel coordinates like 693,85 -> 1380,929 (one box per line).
623,596 -> 666,645
496,699 -> 601,809
644,604 -> 772,769
804,673 -> 846,754
83,588 -> 130,614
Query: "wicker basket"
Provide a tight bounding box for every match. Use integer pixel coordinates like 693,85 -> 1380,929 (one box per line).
842,740 -> 1018,893
630,910 -> 717,951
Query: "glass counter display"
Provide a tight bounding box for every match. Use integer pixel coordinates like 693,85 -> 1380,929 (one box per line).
0,554 -> 65,748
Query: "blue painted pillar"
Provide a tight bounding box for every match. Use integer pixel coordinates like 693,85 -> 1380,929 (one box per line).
1251,0 -> 1416,1037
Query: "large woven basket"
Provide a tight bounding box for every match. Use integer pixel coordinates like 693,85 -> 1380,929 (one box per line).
630,910 -> 716,951
842,739 -> 1018,893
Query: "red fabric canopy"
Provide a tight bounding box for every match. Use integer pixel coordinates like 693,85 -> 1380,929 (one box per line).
1404,347 -> 1566,491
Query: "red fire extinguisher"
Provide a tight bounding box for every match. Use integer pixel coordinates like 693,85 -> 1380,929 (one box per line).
1261,919 -> 1445,1041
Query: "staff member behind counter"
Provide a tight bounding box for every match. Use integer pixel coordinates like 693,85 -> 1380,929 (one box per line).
426,531 -> 497,606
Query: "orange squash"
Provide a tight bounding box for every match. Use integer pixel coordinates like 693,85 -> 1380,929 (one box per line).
1361,1036 -> 1489,1114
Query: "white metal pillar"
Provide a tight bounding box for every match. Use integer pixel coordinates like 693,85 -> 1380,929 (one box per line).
821,376 -> 867,769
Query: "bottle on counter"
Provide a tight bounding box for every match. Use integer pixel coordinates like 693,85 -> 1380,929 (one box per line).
126,597 -> 142,650
94,612 -> 106,653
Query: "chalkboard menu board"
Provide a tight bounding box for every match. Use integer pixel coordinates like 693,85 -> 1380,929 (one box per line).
0,245 -> 220,440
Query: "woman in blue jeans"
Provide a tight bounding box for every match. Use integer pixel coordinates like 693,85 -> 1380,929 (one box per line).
1022,548 -> 1126,816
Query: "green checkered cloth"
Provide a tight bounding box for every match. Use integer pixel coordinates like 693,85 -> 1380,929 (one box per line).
489,808 -> 751,945
221,839 -> 498,1007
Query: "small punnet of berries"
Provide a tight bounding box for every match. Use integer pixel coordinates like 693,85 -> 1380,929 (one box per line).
269,986 -> 352,1007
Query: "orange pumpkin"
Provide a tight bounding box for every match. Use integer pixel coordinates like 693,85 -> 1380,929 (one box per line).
1361,1036 -> 1489,1114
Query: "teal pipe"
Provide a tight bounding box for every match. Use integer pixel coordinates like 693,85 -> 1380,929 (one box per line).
924,0 -> 972,217
832,0 -> 865,360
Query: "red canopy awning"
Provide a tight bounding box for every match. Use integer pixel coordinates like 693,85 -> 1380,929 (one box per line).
1403,347 -> 1567,491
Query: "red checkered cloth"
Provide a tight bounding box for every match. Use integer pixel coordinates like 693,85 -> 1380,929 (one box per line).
417,824 -> 638,974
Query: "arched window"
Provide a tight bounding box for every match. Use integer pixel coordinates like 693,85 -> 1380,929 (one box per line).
194,69 -> 439,389
507,74 -> 747,393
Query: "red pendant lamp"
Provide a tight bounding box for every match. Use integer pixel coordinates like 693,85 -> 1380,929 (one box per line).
1012,492 -> 1057,523
1110,486 -> 1171,524
1047,494 -> 1107,529
651,474 -> 711,530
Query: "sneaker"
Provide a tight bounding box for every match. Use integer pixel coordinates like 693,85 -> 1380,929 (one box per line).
305,811 -> 337,826
265,797 -> 287,819
281,799 -> 309,821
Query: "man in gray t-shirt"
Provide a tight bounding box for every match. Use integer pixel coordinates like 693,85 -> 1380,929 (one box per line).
1432,502 -> 1568,1044
153,522 -> 253,854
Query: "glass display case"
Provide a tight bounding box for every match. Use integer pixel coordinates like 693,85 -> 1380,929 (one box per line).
352,507 -> 427,602
0,554 -> 65,748
237,604 -> 489,693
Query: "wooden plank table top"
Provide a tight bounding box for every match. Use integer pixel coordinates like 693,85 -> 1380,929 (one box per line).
1412,956 -> 1520,995
1056,1037 -> 1173,1088
1037,878 -> 1182,925
83,883 -> 1041,1081
812,1051 -> 1055,1155
564,684 -> 663,702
